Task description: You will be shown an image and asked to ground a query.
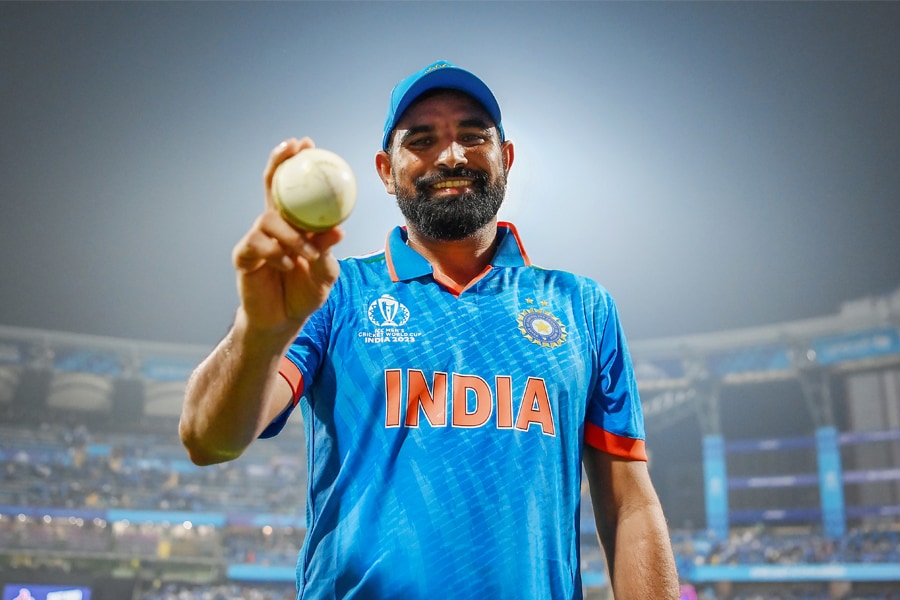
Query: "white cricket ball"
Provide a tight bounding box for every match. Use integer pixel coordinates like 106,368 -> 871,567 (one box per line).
271,148 -> 357,232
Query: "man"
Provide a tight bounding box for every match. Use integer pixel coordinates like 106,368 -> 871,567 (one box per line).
180,60 -> 679,599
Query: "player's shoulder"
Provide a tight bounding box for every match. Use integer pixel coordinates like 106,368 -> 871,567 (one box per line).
340,246 -> 387,263
316,249 -> 389,310
337,248 -> 388,274
328,248 -> 391,294
525,263 -> 615,302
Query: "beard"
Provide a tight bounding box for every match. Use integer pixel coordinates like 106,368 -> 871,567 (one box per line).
395,167 -> 507,241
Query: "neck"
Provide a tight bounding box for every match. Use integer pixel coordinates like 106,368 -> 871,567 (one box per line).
406,221 -> 499,288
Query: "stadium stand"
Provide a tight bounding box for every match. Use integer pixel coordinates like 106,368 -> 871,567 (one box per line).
1,287 -> 899,599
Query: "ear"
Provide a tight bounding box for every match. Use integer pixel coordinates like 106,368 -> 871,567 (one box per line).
375,150 -> 396,195
501,140 -> 515,175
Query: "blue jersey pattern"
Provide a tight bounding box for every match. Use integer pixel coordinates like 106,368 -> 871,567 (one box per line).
264,223 -> 645,599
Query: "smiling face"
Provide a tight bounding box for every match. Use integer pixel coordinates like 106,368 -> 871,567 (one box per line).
376,89 -> 515,241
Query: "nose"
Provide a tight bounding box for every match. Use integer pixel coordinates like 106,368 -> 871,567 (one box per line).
435,140 -> 467,169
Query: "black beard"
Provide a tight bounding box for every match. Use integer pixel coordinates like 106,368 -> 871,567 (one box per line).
395,168 -> 506,241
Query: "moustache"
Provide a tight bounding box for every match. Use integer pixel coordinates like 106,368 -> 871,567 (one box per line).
414,168 -> 490,194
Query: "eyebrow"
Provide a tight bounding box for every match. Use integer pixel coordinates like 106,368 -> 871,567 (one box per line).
398,117 -> 495,146
398,125 -> 434,146
459,117 -> 492,131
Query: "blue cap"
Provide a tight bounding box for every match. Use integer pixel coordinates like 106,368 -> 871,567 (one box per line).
382,60 -> 504,151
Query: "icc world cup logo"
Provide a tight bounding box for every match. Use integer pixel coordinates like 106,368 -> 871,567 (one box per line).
368,294 -> 410,327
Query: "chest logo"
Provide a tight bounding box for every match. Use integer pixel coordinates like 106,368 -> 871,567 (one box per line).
518,308 -> 567,348
368,294 -> 410,327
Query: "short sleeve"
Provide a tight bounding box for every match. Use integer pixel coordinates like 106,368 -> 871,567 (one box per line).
258,291 -> 334,439
583,293 -> 647,461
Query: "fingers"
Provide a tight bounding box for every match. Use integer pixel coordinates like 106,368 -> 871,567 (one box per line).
233,206 -> 348,274
237,137 -> 346,280
233,227 -> 293,273
302,228 -> 345,280
263,137 -> 316,209
308,227 -> 345,254
233,210 -> 317,272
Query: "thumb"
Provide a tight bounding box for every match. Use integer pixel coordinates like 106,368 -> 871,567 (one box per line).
263,137 -> 316,210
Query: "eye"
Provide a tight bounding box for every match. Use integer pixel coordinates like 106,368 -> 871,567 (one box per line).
460,132 -> 487,146
406,136 -> 433,149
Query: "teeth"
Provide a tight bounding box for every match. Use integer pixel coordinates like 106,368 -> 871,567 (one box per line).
432,179 -> 470,189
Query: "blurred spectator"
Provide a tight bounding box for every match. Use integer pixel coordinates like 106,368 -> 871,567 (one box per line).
4,420 -> 900,600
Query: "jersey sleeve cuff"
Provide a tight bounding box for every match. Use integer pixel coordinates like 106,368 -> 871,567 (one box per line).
278,356 -> 304,407
584,422 -> 647,461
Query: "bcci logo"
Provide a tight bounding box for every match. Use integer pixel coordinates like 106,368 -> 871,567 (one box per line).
518,308 -> 567,348
368,294 -> 410,327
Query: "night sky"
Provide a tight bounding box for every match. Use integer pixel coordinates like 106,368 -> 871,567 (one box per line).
2,2 -> 899,347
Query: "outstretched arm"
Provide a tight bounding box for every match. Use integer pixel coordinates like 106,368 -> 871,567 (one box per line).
179,137 -> 343,465
583,445 -> 680,599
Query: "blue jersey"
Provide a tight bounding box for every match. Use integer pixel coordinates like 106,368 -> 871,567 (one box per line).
263,222 -> 646,599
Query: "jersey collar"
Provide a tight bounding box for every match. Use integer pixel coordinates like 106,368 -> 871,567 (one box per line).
385,221 -> 531,283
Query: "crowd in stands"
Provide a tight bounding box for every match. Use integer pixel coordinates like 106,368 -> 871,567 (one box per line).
0,422 -> 305,515
670,523 -> 900,569
3,420 -> 900,599
136,582 -> 295,600
225,526 -> 305,566
698,592 -> 900,600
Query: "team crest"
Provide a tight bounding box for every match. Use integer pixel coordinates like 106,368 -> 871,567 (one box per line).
518,308 -> 567,348
368,294 -> 410,327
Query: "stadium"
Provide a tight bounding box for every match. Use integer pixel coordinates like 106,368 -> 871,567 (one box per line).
1,287 -> 897,600
3,0 -> 899,597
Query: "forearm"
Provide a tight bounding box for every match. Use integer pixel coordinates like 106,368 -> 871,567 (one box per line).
585,448 -> 680,599
605,501 -> 680,599
179,309 -> 298,465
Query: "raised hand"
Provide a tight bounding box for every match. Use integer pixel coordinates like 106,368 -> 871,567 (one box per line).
232,137 -> 344,336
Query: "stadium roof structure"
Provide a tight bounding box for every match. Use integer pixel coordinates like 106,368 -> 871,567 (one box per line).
1,287 -> 898,422
631,287 -> 900,431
